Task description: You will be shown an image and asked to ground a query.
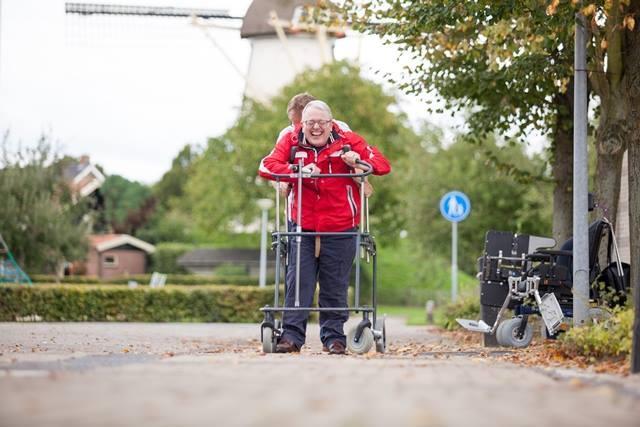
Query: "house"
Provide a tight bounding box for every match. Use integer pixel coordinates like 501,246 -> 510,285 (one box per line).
86,234 -> 155,279
177,248 -> 276,277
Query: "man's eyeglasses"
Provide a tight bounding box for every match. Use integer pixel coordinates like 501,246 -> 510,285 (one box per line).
303,119 -> 332,127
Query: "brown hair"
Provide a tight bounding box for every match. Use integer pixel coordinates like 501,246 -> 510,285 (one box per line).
287,93 -> 316,115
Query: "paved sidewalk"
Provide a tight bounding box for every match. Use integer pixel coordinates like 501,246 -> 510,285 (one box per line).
1,319 -> 639,427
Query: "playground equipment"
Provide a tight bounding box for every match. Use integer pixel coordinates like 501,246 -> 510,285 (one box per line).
0,234 -> 32,285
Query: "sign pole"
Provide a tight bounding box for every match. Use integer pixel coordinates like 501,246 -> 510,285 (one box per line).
452,221 -> 458,302
440,191 -> 470,303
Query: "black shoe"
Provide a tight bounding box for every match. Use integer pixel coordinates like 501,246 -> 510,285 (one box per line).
328,341 -> 346,355
275,338 -> 300,353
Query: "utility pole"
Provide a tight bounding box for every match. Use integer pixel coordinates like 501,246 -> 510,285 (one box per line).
572,9 -> 589,326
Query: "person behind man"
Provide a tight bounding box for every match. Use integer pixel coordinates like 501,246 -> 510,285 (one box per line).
258,100 -> 391,355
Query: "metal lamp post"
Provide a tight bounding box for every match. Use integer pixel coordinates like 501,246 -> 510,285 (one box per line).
256,198 -> 274,288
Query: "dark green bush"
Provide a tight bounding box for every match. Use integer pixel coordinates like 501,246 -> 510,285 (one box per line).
30,274 -> 259,286
0,284 -> 273,322
434,294 -> 481,330
560,307 -> 633,359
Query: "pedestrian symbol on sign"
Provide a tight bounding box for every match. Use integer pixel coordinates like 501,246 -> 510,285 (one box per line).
440,191 -> 471,223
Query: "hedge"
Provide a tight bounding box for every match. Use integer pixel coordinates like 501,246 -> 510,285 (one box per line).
30,274 -> 261,286
0,284 -> 276,323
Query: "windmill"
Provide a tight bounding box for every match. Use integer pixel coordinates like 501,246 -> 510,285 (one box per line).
65,1 -> 348,104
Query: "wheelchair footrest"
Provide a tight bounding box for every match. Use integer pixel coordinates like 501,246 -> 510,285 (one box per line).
538,292 -> 564,335
456,319 -> 492,333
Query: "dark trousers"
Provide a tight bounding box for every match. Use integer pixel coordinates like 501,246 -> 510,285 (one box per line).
282,229 -> 357,348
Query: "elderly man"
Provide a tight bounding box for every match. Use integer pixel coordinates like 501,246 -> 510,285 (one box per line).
258,100 -> 391,354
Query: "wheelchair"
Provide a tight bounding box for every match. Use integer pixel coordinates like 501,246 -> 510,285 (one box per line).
457,216 -> 630,348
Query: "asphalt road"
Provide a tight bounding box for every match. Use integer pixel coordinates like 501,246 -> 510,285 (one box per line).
1,319 -> 639,427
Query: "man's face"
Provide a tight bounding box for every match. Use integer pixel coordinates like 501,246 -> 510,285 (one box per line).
288,109 -> 302,125
302,107 -> 332,147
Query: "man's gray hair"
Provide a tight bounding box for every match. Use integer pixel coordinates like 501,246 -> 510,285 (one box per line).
302,100 -> 333,119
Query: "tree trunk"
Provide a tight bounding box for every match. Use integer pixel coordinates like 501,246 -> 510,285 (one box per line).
551,92 -> 574,245
624,0 -> 640,374
630,139 -> 640,374
594,102 -> 626,224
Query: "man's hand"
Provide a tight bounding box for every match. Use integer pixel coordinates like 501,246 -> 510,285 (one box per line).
341,151 -> 361,167
277,182 -> 291,197
300,163 -> 321,177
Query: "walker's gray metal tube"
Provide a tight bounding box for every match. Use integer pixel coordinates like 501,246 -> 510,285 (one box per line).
295,160 -> 303,307
372,252 -> 377,327
275,178 -> 280,233
354,232 -> 361,308
259,208 -> 268,288
573,10 -> 589,326
274,235 -> 281,307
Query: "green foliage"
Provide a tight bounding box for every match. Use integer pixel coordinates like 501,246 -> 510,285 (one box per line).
153,145 -> 197,210
376,239 -> 476,306
30,274 -> 259,286
435,294 -> 481,331
182,61 -> 414,242
560,307 -> 633,359
136,209 -> 195,244
101,174 -> 152,229
399,132 -> 552,274
0,136 -> 89,273
341,0 -> 575,143
378,305 -> 429,326
0,284 -> 272,322
149,242 -> 194,274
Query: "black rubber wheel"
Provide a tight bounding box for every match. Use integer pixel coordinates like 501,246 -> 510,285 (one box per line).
374,317 -> 386,353
262,326 -> 276,353
347,326 -> 374,354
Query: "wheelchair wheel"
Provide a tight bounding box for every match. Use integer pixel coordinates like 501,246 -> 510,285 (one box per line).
588,307 -> 612,324
495,321 -> 509,347
497,317 -> 533,348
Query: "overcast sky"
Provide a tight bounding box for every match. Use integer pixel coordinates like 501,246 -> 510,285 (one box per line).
0,0 -> 485,184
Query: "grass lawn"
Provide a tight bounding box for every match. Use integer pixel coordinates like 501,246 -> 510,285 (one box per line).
378,305 -> 428,326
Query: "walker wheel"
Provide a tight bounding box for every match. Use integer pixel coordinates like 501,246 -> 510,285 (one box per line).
374,317 -> 386,353
262,326 -> 276,353
347,326 -> 374,354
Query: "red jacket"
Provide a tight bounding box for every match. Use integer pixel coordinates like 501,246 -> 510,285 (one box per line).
258,124 -> 391,231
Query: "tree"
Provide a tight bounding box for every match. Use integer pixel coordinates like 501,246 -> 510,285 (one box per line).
0,136 -> 89,273
400,128 -> 552,274
339,0 -> 577,244
153,144 -> 197,211
339,0 -> 640,372
549,0 -> 640,373
101,174 -> 152,233
181,61 -> 414,242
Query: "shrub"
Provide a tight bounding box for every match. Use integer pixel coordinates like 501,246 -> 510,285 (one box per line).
0,284 -> 273,323
30,274 -> 259,286
435,294 -> 481,330
560,307 -> 633,359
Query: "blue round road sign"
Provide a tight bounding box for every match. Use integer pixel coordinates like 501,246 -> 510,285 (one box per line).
440,191 -> 471,222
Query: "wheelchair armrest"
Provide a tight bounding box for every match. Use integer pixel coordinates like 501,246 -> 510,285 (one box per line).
535,249 -> 573,257
527,253 -> 553,262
